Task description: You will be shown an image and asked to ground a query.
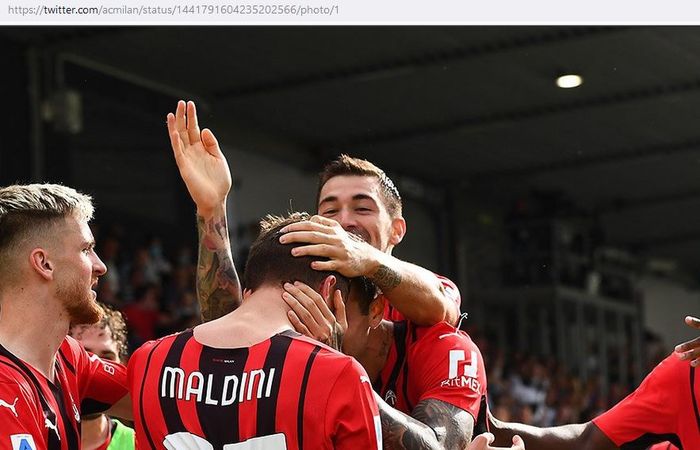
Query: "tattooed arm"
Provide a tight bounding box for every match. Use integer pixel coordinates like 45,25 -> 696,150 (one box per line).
279,215 -> 459,326
378,396 -> 474,450
166,100 -> 242,321
196,206 -> 242,322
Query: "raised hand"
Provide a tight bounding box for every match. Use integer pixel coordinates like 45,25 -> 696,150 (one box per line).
167,100 -> 231,216
675,316 -> 700,367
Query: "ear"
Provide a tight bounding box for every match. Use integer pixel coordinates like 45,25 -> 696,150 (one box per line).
319,275 -> 337,305
389,217 -> 406,246
29,248 -> 54,281
368,295 -> 386,329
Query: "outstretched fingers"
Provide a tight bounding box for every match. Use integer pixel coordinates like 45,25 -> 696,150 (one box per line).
174,100 -> 190,147
186,101 -> 201,144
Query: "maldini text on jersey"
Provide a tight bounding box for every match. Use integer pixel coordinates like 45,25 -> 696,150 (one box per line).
160,366 -> 276,405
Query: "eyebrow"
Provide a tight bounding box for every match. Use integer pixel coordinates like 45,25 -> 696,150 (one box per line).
319,194 -> 378,206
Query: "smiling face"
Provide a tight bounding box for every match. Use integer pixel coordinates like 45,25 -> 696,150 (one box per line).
318,175 -> 404,252
53,216 -> 107,325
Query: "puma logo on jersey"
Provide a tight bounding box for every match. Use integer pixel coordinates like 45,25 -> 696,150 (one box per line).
44,416 -> 60,440
0,397 -> 18,417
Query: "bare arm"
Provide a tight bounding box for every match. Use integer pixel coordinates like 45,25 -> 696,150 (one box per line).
166,100 -> 242,321
378,396 -> 474,450
280,216 -> 459,326
489,415 -> 616,450
369,253 -> 459,326
196,205 -> 242,322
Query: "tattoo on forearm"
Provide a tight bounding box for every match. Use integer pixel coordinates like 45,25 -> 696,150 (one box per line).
197,214 -> 242,322
371,264 -> 402,292
378,398 -> 473,450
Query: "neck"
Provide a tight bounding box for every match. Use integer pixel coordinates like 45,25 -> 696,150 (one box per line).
194,286 -> 294,348
81,415 -> 111,450
355,320 -> 394,380
0,288 -> 70,380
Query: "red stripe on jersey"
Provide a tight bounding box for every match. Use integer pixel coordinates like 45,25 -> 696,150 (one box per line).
133,337 -> 174,449
176,334 -> 206,438
238,338 -> 272,441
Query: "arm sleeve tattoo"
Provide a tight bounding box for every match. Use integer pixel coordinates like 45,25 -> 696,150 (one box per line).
196,213 -> 242,322
379,397 -> 474,450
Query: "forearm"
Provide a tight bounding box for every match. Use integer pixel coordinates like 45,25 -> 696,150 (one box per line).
377,395 -> 443,450
490,416 -> 591,450
369,252 -> 458,326
196,202 -> 242,322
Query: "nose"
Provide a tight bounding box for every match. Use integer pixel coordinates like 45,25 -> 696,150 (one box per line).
336,208 -> 358,229
93,253 -> 108,276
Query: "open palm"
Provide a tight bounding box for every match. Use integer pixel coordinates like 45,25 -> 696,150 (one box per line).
167,100 -> 232,214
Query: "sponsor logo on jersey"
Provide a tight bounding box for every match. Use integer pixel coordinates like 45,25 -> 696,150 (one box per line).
10,434 -> 36,450
440,349 -> 481,392
0,397 -> 18,417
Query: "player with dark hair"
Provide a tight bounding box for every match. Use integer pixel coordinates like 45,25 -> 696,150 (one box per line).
70,303 -> 134,450
0,183 -> 130,450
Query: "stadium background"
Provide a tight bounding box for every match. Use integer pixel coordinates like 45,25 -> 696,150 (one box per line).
2,26 -> 700,428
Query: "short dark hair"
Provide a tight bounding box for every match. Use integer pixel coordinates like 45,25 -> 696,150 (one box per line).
243,212 -> 351,299
317,154 -> 402,217
350,276 -> 378,315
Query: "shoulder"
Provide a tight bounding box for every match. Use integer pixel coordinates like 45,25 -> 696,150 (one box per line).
413,322 -> 478,351
132,330 -> 192,358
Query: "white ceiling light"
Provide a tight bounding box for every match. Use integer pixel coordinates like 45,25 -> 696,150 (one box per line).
556,74 -> 583,89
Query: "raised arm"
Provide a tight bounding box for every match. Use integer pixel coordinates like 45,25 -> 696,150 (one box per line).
279,215 -> 459,325
167,100 -> 242,321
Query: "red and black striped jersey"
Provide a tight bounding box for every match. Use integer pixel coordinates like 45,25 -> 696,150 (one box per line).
593,353 -> 699,450
383,274 -> 461,324
0,336 -> 128,450
373,321 -> 488,433
128,329 -> 382,450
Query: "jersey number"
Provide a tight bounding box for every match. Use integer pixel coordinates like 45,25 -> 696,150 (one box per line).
164,432 -> 287,450
448,350 -> 478,379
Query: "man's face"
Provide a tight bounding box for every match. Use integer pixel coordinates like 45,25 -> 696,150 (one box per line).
318,175 -> 395,252
53,217 -> 107,325
70,323 -> 121,363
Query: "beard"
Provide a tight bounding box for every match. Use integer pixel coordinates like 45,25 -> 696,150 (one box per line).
56,276 -> 102,325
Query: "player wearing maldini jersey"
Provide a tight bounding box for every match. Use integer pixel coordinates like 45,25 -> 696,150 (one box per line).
128,213 -> 381,450
489,352 -> 699,449
0,184 -> 130,450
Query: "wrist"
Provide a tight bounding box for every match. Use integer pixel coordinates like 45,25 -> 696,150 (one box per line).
196,200 -> 227,220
